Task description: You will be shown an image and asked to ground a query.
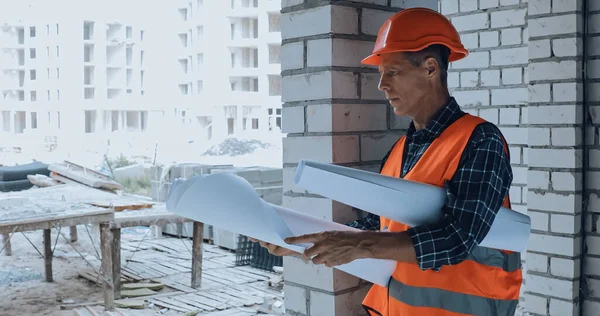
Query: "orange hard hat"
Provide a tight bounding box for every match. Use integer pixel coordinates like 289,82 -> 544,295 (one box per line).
361,7 -> 468,66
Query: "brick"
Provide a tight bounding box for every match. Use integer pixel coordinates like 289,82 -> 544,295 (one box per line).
512,166 -> 527,185
551,214 -> 581,234
552,0 -> 580,13
451,13 -> 489,32
591,36 -> 600,56
309,286 -> 370,316
528,0 -> 551,15
452,52 -> 490,69
440,0 -> 459,15
585,257 -> 600,278
448,72 -> 460,88
502,68 -> 522,85
527,233 -> 580,256
509,186 -> 522,203
480,0 -> 499,9
284,284 -> 307,314
491,9 -> 527,28
353,0 -> 387,5
550,299 -> 578,316
307,39 -> 374,68
528,149 -> 582,169
360,133 -> 401,161
283,136 -> 333,164
361,9 -> 394,36
529,39 -> 551,59
491,47 -> 528,65
282,106 -> 305,133
390,0 -> 438,10
527,274 -> 578,300
481,70 -> 500,86
528,84 -> 551,103
520,107 -> 528,124
588,279 -> 600,299
478,108 -> 498,124
480,31 -> 499,48
361,73 -> 386,100
499,107 -> 520,125
527,252 -> 549,273
553,37 -> 580,57
283,166 -> 304,193
550,257 -> 580,278
451,89 -> 489,107
528,127 -> 550,146
588,235 -> 600,256
459,0 -> 477,12
522,27 -> 529,44
283,256 -> 360,292
281,42 -> 304,71
529,211 -> 549,231
528,14 -> 581,37
499,0 -> 519,4
281,5 -> 358,40
491,88 -> 527,106
460,71 -> 478,87
282,71 -> 358,102
453,51 -> 489,69
509,146 -> 521,164
460,33 -> 478,49
585,300 -> 600,314
552,127 -> 580,147
501,28 -> 522,46
500,127 -> 527,145
589,60 -> 600,79
309,103 -> 387,133
524,293 -> 548,315
553,82 -> 582,103
332,135 -> 360,163
591,150 -> 600,168
591,82 -> 600,102
552,172 -> 581,191
528,105 -> 580,125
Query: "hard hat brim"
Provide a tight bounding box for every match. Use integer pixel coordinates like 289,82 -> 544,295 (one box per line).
361,42 -> 469,66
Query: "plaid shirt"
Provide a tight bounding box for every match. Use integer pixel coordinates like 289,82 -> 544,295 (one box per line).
347,97 -> 513,271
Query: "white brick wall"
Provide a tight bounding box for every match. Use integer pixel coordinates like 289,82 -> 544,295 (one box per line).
281,1 -> 597,315
280,1 -> 409,315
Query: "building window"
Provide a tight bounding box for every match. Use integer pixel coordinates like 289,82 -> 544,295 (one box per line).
30,70 -> 36,80
30,91 -> 37,101
29,27 -> 36,37
29,48 -> 36,59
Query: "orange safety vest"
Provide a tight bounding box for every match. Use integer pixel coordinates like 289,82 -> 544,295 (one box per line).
362,114 -> 523,316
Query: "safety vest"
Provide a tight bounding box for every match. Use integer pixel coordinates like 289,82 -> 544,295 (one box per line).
362,114 -> 523,316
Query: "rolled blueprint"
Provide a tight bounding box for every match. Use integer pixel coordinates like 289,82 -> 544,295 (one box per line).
166,173 -> 397,287
294,160 -> 531,252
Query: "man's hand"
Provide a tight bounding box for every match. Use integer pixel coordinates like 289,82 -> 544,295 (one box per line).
284,231 -> 368,268
248,237 -> 302,257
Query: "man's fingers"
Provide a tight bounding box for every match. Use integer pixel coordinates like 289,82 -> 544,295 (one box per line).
303,242 -> 328,259
285,232 -> 324,244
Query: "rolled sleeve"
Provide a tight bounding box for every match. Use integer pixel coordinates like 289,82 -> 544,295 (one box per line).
407,123 -> 513,271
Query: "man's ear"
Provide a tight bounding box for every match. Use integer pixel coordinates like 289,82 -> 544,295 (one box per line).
423,57 -> 439,79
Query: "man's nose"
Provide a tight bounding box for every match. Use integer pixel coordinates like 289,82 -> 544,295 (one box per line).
378,75 -> 389,92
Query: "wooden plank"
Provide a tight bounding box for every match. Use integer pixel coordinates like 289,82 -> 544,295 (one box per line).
100,223 -> 115,311
152,297 -> 197,313
0,211 -> 114,234
48,162 -> 123,191
85,201 -> 154,212
219,288 -> 263,305
2,233 -> 11,256
235,266 -> 277,279
206,291 -> 255,307
152,274 -> 197,293
153,260 -> 190,273
171,295 -> 216,311
191,222 -> 204,288
183,293 -> 229,310
122,282 -> 164,291
194,292 -> 243,308
120,288 -> 156,298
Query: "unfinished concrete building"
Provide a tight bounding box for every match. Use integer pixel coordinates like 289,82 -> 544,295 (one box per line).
0,1 -> 158,141
173,0 -> 282,141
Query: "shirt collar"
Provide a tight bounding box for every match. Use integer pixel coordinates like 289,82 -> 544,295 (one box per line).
405,97 -> 464,142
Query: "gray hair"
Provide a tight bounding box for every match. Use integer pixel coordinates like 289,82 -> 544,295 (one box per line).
404,44 -> 450,87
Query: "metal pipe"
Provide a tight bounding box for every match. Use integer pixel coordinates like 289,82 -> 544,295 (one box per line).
579,0 -> 589,314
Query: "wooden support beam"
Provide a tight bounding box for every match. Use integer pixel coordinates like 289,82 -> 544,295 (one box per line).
2,233 -> 11,256
69,225 -> 78,242
100,223 -> 115,311
191,222 -> 204,288
43,229 -> 53,282
111,228 -> 121,300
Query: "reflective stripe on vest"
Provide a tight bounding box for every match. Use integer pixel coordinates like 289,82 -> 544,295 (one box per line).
467,246 -> 521,272
389,277 -> 519,316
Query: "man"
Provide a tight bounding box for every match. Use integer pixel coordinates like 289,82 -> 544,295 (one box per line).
253,7 -> 523,316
